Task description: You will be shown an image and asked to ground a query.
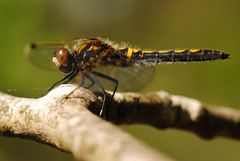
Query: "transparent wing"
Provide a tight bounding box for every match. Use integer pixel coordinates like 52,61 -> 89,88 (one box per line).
94,64 -> 156,92
24,42 -> 65,70
67,65 -> 155,92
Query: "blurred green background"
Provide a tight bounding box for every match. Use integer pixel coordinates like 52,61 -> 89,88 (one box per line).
0,0 -> 239,161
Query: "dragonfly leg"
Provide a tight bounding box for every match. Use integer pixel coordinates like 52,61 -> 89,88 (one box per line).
43,66 -> 78,95
65,72 -> 85,98
84,74 -> 95,89
91,71 -> 118,102
66,71 -> 95,99
87,73 -> 108,118
91,71 -> 118,119
63,71 -> 99,98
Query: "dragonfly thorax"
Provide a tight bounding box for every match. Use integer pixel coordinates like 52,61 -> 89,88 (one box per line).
52,48 -> 74,73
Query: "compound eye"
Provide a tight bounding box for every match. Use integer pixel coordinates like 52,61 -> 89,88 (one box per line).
52,48 -> 70,67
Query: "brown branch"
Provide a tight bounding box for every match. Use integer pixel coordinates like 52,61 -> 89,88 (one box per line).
0,84 -> 174,161
107,91 -> 240,139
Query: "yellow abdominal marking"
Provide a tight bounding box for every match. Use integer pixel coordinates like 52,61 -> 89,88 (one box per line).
127,48 -> 133,58
132,48 -> 139,53
189,49 -> 201,53
159,50 -> 171,53
141,50 -> 154,54
174,49 -> 186,53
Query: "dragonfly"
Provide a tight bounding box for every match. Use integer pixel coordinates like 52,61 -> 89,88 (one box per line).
25,37 -> 230,117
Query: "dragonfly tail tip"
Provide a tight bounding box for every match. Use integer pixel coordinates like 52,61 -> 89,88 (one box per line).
221,52 -> 230,59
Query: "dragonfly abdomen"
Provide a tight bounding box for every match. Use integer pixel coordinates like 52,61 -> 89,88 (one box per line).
126,48 -> 229,64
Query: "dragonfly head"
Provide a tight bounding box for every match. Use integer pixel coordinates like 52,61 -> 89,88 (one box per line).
52,48 -> 74,73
